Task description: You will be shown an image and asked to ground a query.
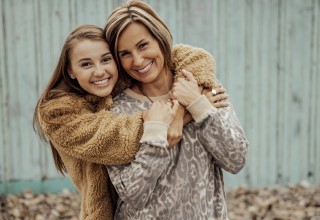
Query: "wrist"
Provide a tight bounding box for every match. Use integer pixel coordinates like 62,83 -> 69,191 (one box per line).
140,121 -> 169,147
186,95 -> 216,123
186,93 -> 202,106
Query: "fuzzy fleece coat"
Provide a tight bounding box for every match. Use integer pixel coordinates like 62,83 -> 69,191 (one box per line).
38,44 -> 216,220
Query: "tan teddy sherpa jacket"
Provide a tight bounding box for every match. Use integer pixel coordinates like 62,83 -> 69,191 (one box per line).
38,44 -> 216,220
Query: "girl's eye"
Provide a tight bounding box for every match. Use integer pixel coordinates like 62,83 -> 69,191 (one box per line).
80,62 -> 92,68
102,56 -> 112,63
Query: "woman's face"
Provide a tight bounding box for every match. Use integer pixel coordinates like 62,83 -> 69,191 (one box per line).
68,39 -> 118,97
117,22 -> 165,84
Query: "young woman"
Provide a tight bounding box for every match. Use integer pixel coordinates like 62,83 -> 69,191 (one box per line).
104,1 -> 249,219
33,24 -> 227,219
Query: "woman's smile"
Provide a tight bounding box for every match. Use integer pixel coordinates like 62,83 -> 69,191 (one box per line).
136,61 -> 154,74
91,77 -> 111,87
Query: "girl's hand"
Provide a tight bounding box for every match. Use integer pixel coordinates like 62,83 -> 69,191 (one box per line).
167,104 -> 185,148
202,84 -> 230,108
143,100 -> 179,125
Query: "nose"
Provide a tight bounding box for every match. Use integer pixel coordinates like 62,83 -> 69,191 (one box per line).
93,64 -> 104,77
132,52 -> 144,67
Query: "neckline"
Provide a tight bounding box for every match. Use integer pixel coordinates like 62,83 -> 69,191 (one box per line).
124,88 -> 169,102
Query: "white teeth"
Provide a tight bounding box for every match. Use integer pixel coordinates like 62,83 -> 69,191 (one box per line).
137,62 -> 153,74
92,78 -> 109,85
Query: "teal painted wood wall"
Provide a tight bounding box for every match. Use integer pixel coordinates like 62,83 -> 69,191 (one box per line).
1,0 -> 319,193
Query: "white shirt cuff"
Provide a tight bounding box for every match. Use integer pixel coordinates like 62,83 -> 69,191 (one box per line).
140,121 -> 169,147
186,95 -> 216,123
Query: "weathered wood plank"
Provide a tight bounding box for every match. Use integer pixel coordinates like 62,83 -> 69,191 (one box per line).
0,0 -> 9,185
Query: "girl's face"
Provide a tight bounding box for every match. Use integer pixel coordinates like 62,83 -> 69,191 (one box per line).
68,39 -> 118,97
117,22 -> 166,85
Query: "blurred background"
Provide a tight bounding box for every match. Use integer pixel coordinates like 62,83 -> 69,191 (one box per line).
0,0 -> 319,219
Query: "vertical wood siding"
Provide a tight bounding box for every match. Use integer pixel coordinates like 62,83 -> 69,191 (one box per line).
0,0 -> 319,193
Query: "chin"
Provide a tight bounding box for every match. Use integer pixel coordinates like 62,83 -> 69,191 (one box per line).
94,90 -> 112,97
139,75 -> 158,84
96,93 -> 109,98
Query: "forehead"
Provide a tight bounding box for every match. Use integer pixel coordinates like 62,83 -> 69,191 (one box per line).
118,22 -> 153,48
70,39 -> 110,59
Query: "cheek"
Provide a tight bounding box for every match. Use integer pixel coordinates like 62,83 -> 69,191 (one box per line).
113,68 -> 119,82
109,62 -> 119,76
120,58 -> 131,71
76,76 -> 88,87
73,70 -> 90,85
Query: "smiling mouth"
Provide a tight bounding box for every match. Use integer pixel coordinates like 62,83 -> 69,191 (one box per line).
91,78 -> 110,85
137,61 -> 153,74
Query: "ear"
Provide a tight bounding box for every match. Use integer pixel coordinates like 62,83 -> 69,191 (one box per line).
68,69 -> 76,79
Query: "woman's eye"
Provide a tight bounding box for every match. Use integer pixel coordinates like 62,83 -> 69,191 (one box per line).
102,56 -> 112,63
120,52 -> 130,57
138,43 -> 147,49
81,62 -> 92,68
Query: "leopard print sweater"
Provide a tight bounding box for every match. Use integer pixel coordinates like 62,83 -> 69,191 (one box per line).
107,88 -> 249,220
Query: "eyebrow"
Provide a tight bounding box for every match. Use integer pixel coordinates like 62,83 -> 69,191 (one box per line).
77,52 -> 112,63
101,52 -> 112,57
118,39 -> 145,54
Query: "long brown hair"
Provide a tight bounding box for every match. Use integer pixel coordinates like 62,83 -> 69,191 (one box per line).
104,0 -> 173,84
33,25 -> 107,174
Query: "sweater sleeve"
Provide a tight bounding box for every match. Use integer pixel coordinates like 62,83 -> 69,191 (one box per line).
187,95 -> 249,174
172,44 -> 216,89
106,121 -> 170,209
39,95 -> 143,165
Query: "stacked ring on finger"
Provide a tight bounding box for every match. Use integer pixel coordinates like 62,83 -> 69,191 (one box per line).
211,89 -> 218,96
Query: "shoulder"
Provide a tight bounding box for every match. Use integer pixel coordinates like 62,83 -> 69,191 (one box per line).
172,43 -> 212,55
172,44 -> 216,89
41,94 -> 81,116
112,90 -> 137,105
40,94 -> 106,122
111,91 -> 134,115
111,89 -> 147,115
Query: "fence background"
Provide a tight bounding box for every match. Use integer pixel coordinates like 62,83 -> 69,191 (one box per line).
0,0 -> 319,194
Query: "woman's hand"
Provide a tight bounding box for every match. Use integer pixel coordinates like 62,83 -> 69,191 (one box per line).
170,69 -> 202,107
202,84 -> 230,108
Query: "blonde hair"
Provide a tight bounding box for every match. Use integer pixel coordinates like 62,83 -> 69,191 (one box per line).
33,25 -> 107,174
104,0 -> 173,83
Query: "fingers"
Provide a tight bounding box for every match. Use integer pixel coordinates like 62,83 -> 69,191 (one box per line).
170,72 -> 202,106
205,88 -> 230,108
206,93 -> 229,104
212,83 -> 223,89
202,87 -> 225,95
167,136 -> 180,149
171,100 -> 179,113
167,137 -> 180,149
212,101 -> 229,108
206,93 -> 229,101
182,69 -> 197,82
144,100 -> 177,123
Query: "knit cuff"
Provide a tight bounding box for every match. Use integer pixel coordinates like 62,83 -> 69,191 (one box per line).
140,121 -> 169,148
186,95 -> 216,123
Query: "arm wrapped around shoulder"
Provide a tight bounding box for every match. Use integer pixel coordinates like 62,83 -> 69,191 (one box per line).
172,44 -> 216,89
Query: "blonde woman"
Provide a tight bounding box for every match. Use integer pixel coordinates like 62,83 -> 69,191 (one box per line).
104,1 -> 249,219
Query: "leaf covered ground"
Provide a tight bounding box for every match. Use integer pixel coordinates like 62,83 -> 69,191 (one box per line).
1,182 -> 320,220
